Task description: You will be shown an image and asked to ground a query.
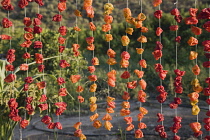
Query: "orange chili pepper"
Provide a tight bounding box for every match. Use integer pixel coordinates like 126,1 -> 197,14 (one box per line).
90,113 -> 99,122
105,34 -> 113,42
121,35 -> 130,46
107,58 -> 117,65
136,48 -> 144,54
74,9 -> 82,17
138,122 -> 147,129
102,113 -> 112,121
104,121 -> 113,131
139,79 -> 147,90
141,27 -> 149,33
125,28 -> 134,35
73,122 -> 82,130
121,101 -> 130,109
90,103 -> 97,112
106,107 -> 114,113
134,69 -> 144,78
137,35 -> 147,43
93,120 -> 102,129
138,13 -> 146,21
123,8 -> 132,19
189,51 -> 198,60
190,122 -> 201,133
139,107 -> 148,115
187,37 -> 198,46
192,65 -> 200,75
126,124 -> 134,131
120,108 -> 130,116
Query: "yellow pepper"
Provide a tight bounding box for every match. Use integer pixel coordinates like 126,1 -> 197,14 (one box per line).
89,97 -> 97,104
190,99 -> 199,106
192,105 -> 200,115
191,79 -> 200,87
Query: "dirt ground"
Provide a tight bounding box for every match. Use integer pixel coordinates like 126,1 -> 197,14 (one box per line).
13,99 -> 208,140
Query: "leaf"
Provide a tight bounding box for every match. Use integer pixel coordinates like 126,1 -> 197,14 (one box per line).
46,74 -> 57,81
66,89 -> 75,100
13,55 -> 67,74
0,60 -> 6,92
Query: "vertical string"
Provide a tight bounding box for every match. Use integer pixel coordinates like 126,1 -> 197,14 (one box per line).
158,2 -> 163,127
75,0 -> 79,43
140,0 -> 143,66
175,0 -> 178,71
59,11 -> 62,80
38,5 -> 40,15
7,10 -> 15,94
139,0 -> 143,123
195,0 -> 197,9
24,7 -> 29,89
126,0 -> 128,10
19,125 -> 22,140
7,11 -> 11,49
7,9 -> 15,98
174,0 -> 179,119
193,0 -> 202,139
7,7 -> 23,140
23,19 -> 28,108
91,18 -> 95,58
125,0 -> 130,116
209,62 -> 210,136
195,0 -> 198,80
158,5 -> 162,91
38,4 -> 45,89
194,0 -> 199,124
107,1 -> 111,97
37,0 -> 48,118
22,8 -> 27,140
57,0 -> 61,123
125,1 -> 128,52
158,5 -> 162,44
173,1 -> 179,138
107,0 -> 111,97
75,0 -> 81,125
90,3 -> 97,114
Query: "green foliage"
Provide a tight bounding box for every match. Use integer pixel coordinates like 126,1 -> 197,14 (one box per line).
0,27 -> 88,138
0,60 -> 6,92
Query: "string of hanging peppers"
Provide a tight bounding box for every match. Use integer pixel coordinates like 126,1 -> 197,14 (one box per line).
134,0 -> 148,138
102,0 -> 116,131
153,0 -> 168,138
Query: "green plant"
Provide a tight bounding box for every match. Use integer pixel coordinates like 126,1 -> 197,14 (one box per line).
0,28 -> 88,139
